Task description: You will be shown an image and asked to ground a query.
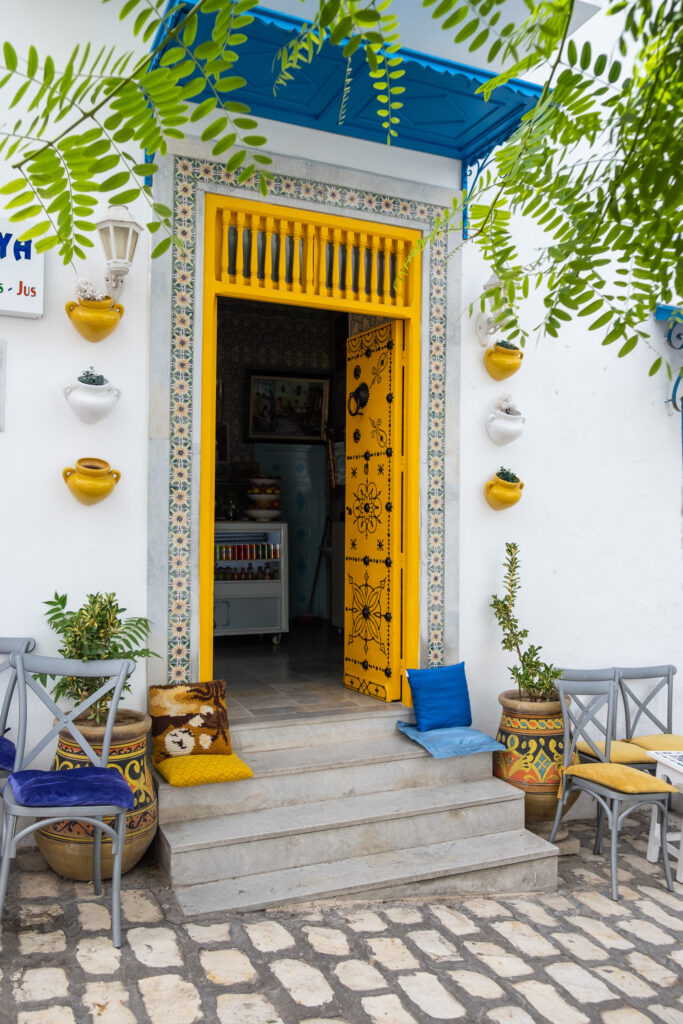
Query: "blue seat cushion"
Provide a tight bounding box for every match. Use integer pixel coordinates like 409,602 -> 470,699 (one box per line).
0,735 -> 16,772
406,662 -> 472,732
7,767 -> 135,809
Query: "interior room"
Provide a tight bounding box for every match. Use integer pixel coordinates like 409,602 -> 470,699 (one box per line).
212,297 -> 389,723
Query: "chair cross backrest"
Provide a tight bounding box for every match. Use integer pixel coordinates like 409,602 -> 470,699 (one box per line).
9,653 -> 134,770
557,670 -> 619,767
0,638 -> 36,745
617,665 -> 675,738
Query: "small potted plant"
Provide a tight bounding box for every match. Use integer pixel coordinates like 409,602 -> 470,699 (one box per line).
64,366 -> 121,424
65,278 -> 124,342
490,542 -> 571,827
486,394 -> 526,445
35,592 -> 158,880
484,338 -> 524,379
484,466 -> 524,509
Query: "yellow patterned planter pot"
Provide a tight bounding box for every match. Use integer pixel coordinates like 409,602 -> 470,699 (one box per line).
493,690 -> 576,824
36,711 -> 157,881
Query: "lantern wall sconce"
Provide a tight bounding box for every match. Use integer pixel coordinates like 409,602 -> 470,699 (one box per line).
96,205 -> 143,300
475,273 -> 503,346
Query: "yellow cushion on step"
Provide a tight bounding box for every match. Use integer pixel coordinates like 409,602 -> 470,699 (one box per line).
576,739 -> 654,764
156,753 -> 253,787
562,762 -> 677,795
626,734 -> 683,752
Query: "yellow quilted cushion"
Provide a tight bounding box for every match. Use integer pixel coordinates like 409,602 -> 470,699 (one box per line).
562,762 -> 677,795
156,754 -> 253,787
577,740 -> 654,764
627,734 -> 683,752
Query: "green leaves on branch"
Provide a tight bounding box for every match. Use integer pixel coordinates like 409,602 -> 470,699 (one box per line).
0,0 -> 274,264
273,0 -> 404,143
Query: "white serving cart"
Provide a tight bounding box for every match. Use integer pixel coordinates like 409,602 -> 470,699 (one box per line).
213,520 -> 289,644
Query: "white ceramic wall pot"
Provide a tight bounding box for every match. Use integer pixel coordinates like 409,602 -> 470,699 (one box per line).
64,380 -> 121,424
486,409 -> 526,445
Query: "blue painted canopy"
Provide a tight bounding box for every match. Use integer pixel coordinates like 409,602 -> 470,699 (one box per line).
155,5 -> 543,166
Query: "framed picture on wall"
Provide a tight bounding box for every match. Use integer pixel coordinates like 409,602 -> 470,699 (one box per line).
245,372 -> 330,443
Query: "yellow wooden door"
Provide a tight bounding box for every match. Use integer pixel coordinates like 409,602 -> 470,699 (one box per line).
344,320 -> 403,702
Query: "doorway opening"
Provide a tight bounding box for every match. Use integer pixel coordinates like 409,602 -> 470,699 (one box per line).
199,193 -> 422,719
211,297 -> 397,723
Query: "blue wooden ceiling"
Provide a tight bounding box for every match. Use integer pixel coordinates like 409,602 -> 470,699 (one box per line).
157,5 -> 543,165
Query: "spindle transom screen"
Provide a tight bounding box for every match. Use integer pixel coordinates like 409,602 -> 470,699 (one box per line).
207,196 -> 419,314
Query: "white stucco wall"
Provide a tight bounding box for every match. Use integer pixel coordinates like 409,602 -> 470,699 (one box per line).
0,2 -> 152,748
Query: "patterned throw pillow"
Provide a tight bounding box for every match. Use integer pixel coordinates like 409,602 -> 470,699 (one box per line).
149,681 -> 232,763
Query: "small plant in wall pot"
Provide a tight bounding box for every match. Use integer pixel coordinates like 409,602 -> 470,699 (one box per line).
64,366 -> 121,424
66,278 -> 124,343
484,466 -> 524,509
486,394 -> 526,445
484,338 -> 524,380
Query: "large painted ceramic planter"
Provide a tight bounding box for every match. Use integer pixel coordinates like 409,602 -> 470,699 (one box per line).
36,710 -> 157,881
65,296 -> 124,342
63,458 -> 121,505
493,690 -> 576,824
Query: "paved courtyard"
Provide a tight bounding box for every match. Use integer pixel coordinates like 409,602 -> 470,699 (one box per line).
0,815 -> 681,1024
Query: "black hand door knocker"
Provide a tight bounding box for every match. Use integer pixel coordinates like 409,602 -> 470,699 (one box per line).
348,381 -> 370,416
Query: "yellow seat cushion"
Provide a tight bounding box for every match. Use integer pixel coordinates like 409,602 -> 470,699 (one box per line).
577,740 -> 654,764
156,754 -> 253,787
627,734 -> 683,752
562,762 -> 677,795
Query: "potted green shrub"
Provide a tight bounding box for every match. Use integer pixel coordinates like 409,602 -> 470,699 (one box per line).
490,543 -> 569,827
36,592 -> 159,880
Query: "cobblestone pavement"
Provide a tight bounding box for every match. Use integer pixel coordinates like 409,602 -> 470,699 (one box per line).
0,815 -> 681,1024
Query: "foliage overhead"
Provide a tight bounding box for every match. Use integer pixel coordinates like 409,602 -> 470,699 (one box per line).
40,591 -> 158,720
0,0 -> 679,367
490,542 -> 561,702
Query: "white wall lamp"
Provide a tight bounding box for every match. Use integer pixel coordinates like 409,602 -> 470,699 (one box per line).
475,272 -> 504,346
97,205 -> 143,300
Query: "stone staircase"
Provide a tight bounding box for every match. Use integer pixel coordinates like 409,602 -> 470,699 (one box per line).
156,708 -> 558,917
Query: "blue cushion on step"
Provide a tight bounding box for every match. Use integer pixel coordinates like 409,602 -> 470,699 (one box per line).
0,735 -> 16,771
7,767 -> 134,809
406,661 -> 472,731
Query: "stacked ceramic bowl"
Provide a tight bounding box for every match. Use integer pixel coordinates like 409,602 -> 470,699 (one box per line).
246,477 -> 283,521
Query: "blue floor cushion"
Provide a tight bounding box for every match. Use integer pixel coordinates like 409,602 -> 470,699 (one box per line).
397,721 -> 505,759
406,662 -> 472,731
0,736 -> 16,772
7,767 -> 135,809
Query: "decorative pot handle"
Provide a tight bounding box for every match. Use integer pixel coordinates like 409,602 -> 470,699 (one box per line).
65,301 -> 77,317
484,480 -> 494,497
113,303 -> 124,317
112,388 -> 121,399
110,469 -> 121,483
518,481 -> 524,490
64,385 -> 73,397
63,467 -> 74,482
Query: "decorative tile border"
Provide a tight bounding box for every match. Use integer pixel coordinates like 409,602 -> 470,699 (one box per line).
168,156 -> 449,681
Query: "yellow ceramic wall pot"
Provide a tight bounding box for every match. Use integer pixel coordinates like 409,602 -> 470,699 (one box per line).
484,343 -> 523,380
65,297 -> 124,342
63,458 -> 121,505
485,471 -> 524,510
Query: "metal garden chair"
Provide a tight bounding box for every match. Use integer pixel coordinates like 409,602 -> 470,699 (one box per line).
0,653 -> 135,947
549,671 -> 675,900
617,665 -> 683,755
0,638 -> 36,774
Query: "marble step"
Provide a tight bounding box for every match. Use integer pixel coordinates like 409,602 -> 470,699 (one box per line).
157,734 -> 494,824
230,706 -> 412,753
173,829 -> 558,916
159,777 -> 523,884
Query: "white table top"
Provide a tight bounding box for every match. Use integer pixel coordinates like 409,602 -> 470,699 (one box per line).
648,749 -> 683,783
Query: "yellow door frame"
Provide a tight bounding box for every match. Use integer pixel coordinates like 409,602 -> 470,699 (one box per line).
200,193 -> 421,702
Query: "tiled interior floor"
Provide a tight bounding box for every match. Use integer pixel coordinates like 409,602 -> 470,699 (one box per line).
214,620 -> 397,723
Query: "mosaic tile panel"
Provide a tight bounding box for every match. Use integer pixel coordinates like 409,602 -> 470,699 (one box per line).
169,156 -> 449,681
